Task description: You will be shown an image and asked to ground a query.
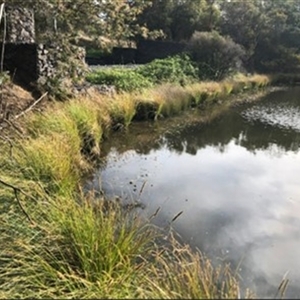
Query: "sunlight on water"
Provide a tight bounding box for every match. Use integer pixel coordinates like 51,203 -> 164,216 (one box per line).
242,104 -> 300,132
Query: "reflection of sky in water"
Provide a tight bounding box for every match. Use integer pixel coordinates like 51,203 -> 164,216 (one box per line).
94,140 -> 300,298
89,88 -> 300,298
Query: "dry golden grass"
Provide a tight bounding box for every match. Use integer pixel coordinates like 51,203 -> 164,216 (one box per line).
149,84 -> 192,117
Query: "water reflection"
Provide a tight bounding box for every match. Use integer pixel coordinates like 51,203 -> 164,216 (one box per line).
100,88 -> 300,159
90,87 -> 300,298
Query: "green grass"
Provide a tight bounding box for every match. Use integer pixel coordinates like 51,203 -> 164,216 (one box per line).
0,184 -> 247,298
0,71 -> 274,298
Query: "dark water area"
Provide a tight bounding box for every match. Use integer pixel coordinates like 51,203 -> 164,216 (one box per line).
87,87 -> 300,298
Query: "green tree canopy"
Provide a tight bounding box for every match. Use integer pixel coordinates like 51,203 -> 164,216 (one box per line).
220,0 -> 300,72
186,30 -> 245,80
4,0 -> 153,47
138,0 -> 221,41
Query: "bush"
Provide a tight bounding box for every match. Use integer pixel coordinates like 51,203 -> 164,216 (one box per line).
86,68 -> 153,92
186,31 -> 245,80
136,54 -> 199,86
86,55 -> 199,92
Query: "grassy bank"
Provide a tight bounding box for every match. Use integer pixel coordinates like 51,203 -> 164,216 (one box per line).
0,73 -> 272,298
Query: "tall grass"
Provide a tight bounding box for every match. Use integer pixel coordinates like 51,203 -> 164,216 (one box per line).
107,93 -> 137,128
149,84 -> 192,118
135,74 -> 271,119
0,185 -> 247,298
0,72 -> 272,298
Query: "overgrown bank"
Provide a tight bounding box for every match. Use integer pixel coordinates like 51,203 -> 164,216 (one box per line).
0,73 -> 273,298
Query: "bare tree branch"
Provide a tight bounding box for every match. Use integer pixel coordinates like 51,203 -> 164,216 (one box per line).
14,92 -> 48,120
0,178 -> 35,224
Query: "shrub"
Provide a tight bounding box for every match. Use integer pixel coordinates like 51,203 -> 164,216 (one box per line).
186,31 -> 245,80
136,54 -> 199,86
86,68 -> 152,92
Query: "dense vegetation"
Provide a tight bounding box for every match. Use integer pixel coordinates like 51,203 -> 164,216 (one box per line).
86,55 -> 200,91
5,0 -> 300,75
0,0 -> 298,298
138,0 -> 300,74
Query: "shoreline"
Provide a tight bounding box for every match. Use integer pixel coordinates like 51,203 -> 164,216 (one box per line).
0,74 -> 289,298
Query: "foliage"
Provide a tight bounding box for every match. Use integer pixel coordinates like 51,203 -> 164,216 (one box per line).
86,68 -> 153,92
5,0 -> 153,47
169,0 -> 220,41
219,0 -> 263,71
138,0 -> 221,41
137,0 -> 174,40
186,31 -> 245,80
136,54 -> 199,86
86,55 -> 199,92
219,0 -> 300,72
0,71 -> 10,85
4,0 -> 300,76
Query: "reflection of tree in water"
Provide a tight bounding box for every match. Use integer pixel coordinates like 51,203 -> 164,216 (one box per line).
163,109 -> 300,155
100,87 -> 300,159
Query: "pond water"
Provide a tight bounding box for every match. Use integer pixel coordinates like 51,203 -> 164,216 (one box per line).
87,87 -> 300,298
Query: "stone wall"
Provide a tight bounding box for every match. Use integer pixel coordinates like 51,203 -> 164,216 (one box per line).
37,42 -> 86,87
1,5 -> 87,95
6,6 -> 35,43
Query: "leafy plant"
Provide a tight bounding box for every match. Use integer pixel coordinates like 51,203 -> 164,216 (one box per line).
186,31 -> 245,80
86,68 -> 153,92
136,54 -> 199,86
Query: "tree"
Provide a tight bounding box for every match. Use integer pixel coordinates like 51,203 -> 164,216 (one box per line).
4,0 -> 153,47
137,0 -> 175,40
186,31 -> 245,80
255,0 -> 300,72
137,0 -> 221,41
219,0 -> 300,72
219,0 -> 264,71
99,0 -> 153,46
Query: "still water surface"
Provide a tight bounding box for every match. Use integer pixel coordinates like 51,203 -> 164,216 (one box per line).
88,87 -> 300,298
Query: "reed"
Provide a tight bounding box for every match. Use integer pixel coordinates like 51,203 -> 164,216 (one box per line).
65,98 -> 104,155
247,74 -> 270,88
16,133 -> 83,195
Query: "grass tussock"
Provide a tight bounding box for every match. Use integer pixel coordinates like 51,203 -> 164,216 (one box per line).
186,81 -> 224,106
0,185 -> 248,298
150,84 -> 192,118
107,92 -> 137,127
